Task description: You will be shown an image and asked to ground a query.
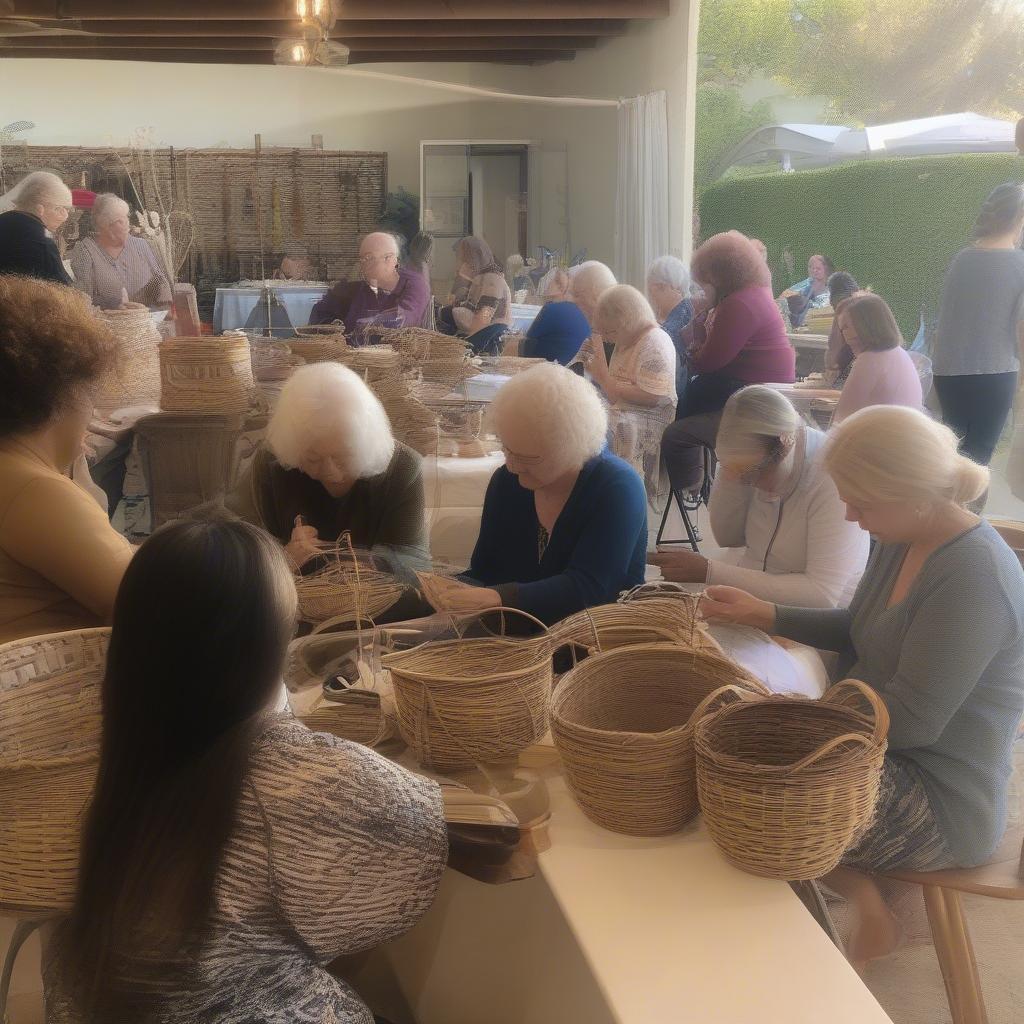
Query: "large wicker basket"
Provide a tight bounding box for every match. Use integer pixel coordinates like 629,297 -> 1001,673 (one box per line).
554,597 -> 720,654
695,680 -> 889,880
551,644 -> 767,836
160,335 -> 255,414
382,607 -> 552,771
0,629 -> 109,910
95,306 -> 162,412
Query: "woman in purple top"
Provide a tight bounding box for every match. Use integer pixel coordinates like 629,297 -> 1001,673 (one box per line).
661,231 -> 795,496
309,231 -> 430,344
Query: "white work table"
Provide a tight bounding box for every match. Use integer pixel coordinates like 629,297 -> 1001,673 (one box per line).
385,769 -> 893,1024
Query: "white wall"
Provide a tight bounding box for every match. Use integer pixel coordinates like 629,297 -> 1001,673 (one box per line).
0,1 -> 696,272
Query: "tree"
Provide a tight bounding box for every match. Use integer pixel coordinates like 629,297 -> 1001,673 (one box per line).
694,84 -> 775,196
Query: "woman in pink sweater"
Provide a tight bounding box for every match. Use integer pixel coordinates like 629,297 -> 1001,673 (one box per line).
662,231 -> 795,496
832,292 -> 923,424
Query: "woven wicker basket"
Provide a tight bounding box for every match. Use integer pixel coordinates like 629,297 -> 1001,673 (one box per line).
695,680 -> 889,880
160,335 -> 255,414
95,306 -> 162,413
0,629 -> 109,911
382,607 -> 552,771
288,336 -> 348,364
482,356 -> 547,376
551,644 -> 767,836
294,557 -> 405,626
554,597 -> 719,654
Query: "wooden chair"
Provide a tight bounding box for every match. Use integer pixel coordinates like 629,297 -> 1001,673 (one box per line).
880,828 -> 1024,1024
135,413 -> 244,529
988,519 -> 1024,569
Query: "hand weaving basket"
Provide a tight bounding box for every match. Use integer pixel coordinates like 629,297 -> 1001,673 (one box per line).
382,607 -> 553,771
294,551 -> 405,626
695,680 -> 889,880
554,597 -> 720,654
0,629 -> 109,910
551,644 -> 767,836
95,306 -> 162,412
160,335 -> 255,414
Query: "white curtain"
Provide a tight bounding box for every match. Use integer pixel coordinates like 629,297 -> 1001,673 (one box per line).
615,91 -> 670,289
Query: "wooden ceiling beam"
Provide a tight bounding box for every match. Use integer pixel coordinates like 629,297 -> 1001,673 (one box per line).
1,17 -> 629,37
10,1 -> 668,21
0,46 -> 575,64
0,34 -> 599,51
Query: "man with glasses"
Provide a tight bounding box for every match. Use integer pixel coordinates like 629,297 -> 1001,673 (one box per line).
309,231 -> 430,344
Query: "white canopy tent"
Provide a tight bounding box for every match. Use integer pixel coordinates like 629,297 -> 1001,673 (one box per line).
719,112 -> 1016,176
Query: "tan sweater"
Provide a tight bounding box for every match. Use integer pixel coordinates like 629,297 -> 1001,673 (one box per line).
0,442 -> 134,644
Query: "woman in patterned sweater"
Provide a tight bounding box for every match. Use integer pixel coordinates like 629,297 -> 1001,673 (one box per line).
44,516 -> 447,1023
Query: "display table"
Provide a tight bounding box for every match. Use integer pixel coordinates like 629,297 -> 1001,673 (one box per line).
385,769 -> 893,1024
213,284 -> 328,334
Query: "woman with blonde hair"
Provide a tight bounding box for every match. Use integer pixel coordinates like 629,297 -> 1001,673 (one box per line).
832,291 -> 922,423
652,385 -> 868,605
588,284 -> 676,503
226,362 -> 427,568
704,405 -> 1024,966
423,362 -> 648,624
0,170 -> 73,284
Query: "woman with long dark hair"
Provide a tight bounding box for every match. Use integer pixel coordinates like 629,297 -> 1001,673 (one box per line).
45,516 -> 447,1023
933,181 -> 1024,469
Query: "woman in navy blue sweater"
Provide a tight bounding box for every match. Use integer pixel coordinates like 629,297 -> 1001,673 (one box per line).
426,362 -> 648,625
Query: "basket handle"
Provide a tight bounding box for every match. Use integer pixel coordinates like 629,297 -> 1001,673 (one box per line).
823,678 -> 890,746
689,683 -> 763,726
453,605 -> 552,644
783,732 -> 874,774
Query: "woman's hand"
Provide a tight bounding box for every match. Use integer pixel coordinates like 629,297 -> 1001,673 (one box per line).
701,585 -> 776,632
422,576 -> 502,615
284,520 -> 322,570
649,549 -> 709,583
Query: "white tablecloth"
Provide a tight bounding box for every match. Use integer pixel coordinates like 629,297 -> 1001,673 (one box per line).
423,452 -> 503,566
510,302 -> 542,333
213,285 -> 328,334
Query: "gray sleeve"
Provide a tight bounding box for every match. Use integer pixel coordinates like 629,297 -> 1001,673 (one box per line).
882,552 -> 1020,749
774,604 -> 854,653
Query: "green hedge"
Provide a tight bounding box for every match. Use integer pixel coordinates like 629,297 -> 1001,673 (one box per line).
699,153 -> 1024,337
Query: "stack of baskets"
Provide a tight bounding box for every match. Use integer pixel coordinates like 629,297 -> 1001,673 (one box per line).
160,335 -> 255,415
95,305 -> 162,412
382,608 -> 552,771
551,644 -> 766,836
695,680 -> 888,879
0,629 -> 109,910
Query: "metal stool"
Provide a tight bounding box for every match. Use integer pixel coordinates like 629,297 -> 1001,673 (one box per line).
655,446 -> 714,551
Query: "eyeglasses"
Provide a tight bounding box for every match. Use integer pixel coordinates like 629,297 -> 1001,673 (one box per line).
360,253 -> 397,265
501,444 -> 544,467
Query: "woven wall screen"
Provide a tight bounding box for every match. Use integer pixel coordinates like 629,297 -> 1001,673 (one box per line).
4,144 -> 388,302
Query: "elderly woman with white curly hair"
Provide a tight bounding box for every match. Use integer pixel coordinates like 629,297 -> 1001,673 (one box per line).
227,362 -> 428,569
647,254 -> 694,398
587,284 -> 676,505
70,192 -> 172,310
0,170 -> 74,284
425,362 -> 647,624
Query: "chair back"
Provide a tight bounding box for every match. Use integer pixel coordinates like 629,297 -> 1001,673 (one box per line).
989,519 -> 1024,569
136,413 -> 244,528
0,628 -> 109,911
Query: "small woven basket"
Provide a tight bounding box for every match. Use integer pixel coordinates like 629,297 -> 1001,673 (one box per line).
382,607 -> 552,771
551,644 -> 767,836
96,306 -> 162,412
294,556 -> 405,626
554,597 -> 719,654
160,335 -> 255,414
288,336 -> 348,364
695,680 -> 889,880
0,629 -> 110,911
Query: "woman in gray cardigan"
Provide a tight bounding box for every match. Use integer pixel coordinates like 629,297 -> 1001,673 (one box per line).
704,405 -> 1024,968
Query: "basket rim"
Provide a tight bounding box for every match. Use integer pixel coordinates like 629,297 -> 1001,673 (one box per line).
552,643 -> 764,742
